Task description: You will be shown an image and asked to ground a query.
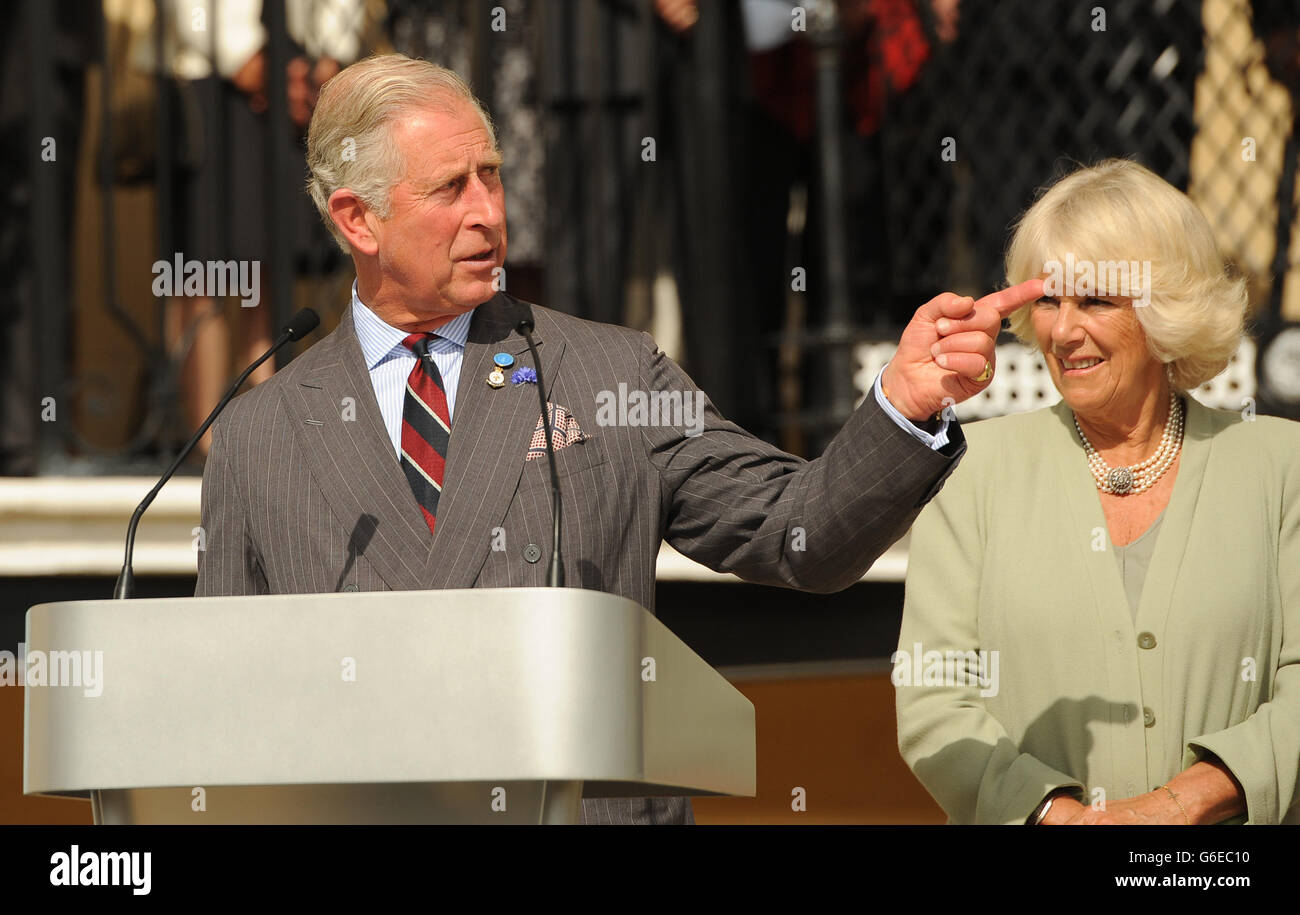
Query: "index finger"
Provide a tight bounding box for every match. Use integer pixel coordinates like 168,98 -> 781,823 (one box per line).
976,278 -> 1045,319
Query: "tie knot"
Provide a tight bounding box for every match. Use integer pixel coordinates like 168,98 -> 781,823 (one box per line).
402,332 -> 433,359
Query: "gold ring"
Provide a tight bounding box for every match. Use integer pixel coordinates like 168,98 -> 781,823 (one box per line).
975,361 -> 993,383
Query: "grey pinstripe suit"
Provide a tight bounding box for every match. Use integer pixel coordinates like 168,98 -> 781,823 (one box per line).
195,292 -> 966,824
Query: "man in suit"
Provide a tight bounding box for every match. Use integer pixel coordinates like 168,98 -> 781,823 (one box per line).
195,54 -> 1042,824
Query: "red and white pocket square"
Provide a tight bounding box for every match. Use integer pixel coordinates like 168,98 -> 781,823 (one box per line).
526,403 -> 588,461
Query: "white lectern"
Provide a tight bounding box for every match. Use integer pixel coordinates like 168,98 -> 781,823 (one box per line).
23,588 -> 755,824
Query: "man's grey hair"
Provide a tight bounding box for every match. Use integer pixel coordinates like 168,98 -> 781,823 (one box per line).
306,53 -> 498,253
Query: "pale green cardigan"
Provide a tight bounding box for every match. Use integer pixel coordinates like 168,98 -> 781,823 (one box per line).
897,397 -> 1300,824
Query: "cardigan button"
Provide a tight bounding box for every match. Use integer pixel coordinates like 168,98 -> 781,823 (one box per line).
1137,632 -> 1157,650
1143,706 -> 1156,728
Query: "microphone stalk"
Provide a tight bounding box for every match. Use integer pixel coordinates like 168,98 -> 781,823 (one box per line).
112,308 -> 320,599
516,314 -> 564,587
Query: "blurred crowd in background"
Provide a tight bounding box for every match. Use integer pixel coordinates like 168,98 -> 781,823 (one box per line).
4,0 -> 1300,477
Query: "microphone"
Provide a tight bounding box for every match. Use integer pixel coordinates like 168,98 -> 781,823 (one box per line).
283,308 -> 322,341
515,307 -> 564,588
112,308 -> 321,599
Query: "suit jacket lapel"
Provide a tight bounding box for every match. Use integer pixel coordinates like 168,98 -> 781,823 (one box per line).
423,294 -> 568,588
282,304 -> 433,591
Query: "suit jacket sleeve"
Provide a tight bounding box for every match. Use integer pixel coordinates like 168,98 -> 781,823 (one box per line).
637,332 -> 964,593
1187,423 -> 1300,824
896,435 -> 1085,824
195,416 -> 269,597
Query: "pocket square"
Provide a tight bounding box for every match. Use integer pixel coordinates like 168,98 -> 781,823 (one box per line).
527,402 -> 588,461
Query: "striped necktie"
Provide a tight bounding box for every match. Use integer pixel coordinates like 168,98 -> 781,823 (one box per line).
400,333 -> 452,536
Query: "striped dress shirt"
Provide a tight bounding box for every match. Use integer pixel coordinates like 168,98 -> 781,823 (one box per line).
350,282 -> 474,459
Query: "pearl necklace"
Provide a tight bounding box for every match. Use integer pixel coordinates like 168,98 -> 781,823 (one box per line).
1073,391 -> 1184,495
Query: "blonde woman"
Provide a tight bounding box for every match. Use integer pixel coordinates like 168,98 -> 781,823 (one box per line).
896,159 -> 1300,824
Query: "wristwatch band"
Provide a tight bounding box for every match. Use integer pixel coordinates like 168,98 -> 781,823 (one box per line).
1028,795 -> 1057,826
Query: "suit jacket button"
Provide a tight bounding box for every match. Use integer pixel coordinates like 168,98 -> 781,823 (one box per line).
1137,632 -> 1157,649
1143,707 -> 1156,728
523,543 -> 542,563
341,583 -> 359,592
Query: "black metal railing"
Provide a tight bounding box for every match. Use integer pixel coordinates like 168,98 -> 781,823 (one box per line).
10,0 -> 1300,476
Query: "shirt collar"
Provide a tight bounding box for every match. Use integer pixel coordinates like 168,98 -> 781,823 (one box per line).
350,280 -> 474,370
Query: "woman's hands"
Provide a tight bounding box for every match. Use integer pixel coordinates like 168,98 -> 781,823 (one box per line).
1033,789 -> 1182,824
1058,791 -> 1185,825
1037,760 -> 1246,824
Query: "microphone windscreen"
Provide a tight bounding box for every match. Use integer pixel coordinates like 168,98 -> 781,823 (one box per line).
285,308 -> 321,341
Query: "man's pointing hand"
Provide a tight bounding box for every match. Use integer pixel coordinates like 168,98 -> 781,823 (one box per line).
880,278 -> 1045,422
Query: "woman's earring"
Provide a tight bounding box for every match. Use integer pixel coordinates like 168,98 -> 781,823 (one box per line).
1165,362 -> 1175,388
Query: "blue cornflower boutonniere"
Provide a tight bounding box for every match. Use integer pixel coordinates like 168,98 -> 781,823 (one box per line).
512,367 -> 538,385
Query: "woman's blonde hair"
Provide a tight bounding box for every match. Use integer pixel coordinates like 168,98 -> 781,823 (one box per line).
1004,159 -> 1246,391
306,54 -> 497,253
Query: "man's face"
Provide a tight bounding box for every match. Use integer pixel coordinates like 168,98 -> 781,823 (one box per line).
370,100 -> 507,322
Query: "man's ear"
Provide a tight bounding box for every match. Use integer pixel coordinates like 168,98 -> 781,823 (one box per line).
328,188 -> 380,256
